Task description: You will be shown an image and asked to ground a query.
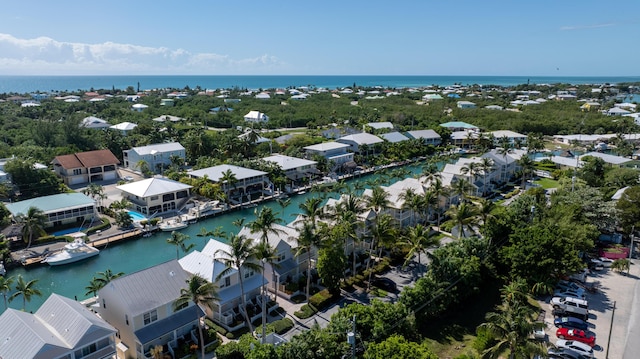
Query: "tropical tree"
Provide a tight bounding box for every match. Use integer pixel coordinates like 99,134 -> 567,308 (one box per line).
215,234 -> 261,332
96,268 -> 125,286
220,169 -> 238,204
366,214 -> 397,290
611,258 -> 631,274
294,220 -> 324,302
114,210 -> 134,228
85,277 -> 104,297
294,197 -> 325,229
82,183 -> 106,212
9,275 -> 42,310
480,157 -> 495,196
517,156 -> 536,187
480,303 -> 546,359
166,231 -> 194,259
452,178 -> 473,202
445,202 -> 480,239
174,274 -> 219,359
17,206 -> 46,248
0,275 -> 14,310
400,224 -> 439,277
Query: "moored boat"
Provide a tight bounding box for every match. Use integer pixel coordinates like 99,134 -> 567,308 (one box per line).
43,238 -> 100,266
158,219 -> 188,232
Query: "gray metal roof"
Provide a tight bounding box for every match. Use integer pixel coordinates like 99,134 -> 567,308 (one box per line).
5,193 -> 94,216
37,293 -> 116,348
406,129 -> 442,140
337,133 -> 384,145
130,142 -> 185,155
580,152 -> 632,165
98,260 -> 191,317
134,306 -> 202,345
380,132 -> 409,143
262,154 -> 317,171
0,309 -> 69,359
188,164 -> 267,181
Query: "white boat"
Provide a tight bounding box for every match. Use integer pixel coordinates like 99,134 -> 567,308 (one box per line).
43,239 -> 99,266
159,219 -> 188,232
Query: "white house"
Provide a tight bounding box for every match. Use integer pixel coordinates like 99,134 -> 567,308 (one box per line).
457,101 -> 477,109
367,122 -> 394,130
116,178 -> 192,216
262,154 -> 318,182
123,142 -> 186,174
188,164 -> 270,201
406,129 -> 442,145
80,116 -> 110,129
110,121 -> 138,135
131,103 -> 148,112
5,192 -> 97,228
0,293 -> 117,359
244,110 -> 269,123
304,142 -> 354,170
490,130 -> 528,146
380,131 -> 409,143
52,149 -> 120,185
337,133 -> 384,153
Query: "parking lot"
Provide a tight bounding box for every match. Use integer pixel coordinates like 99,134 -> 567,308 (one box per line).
540,259 -> 639,359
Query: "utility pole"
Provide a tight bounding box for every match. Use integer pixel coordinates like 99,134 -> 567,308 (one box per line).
606,301 -> 616,359
347,315 -> 356,359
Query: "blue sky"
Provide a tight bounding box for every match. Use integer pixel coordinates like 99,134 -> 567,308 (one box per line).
0,0 -> 638,76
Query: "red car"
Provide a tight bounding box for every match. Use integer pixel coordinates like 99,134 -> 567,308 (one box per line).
556,328 -> 596,347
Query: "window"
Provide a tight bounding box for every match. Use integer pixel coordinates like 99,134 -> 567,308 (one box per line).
143,309 -> 158,325
244,270 -> 254,279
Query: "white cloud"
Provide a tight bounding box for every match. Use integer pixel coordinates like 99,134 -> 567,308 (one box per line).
560,23 -> 615,31
0,33 -> 287,75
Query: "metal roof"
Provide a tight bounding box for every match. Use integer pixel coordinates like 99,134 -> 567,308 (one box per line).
134,306 -> 202,345
130,142 -> 185,155
380,132 -> 409,143
304,141 -> 350,151
5,193 -> 95,216
262,154 -> 317,171
98,260 -> 191,317
406,129 -> 442,140
116,178 -> 192,198
337,133 -> 384,145
179,250 -> 230,283
188,164 -> 267,181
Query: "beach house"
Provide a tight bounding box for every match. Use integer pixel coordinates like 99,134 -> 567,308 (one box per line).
110,121 -> 138,136
179,239 -> 269,331
188,164 -> 271,203
96,260 -> 204,359
116,177 -> 192,216
303,141 -> 354,171
337,133 -> 384,154
406,129 -> 442,146
52,149 -> 120,185
80,116 -> 111,129
0,293 -> 117,359
123,142 -> 186,174
5,192 -> 97,228
262,154 -> 318,184
244,110 -> 269,123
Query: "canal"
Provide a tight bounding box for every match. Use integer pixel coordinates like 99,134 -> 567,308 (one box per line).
2,162 -> 432,313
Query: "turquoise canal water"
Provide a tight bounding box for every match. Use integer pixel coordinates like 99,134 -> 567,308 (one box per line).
1,162 -> 433,313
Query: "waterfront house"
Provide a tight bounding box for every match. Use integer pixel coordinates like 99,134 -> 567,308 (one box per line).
0,293 -> 117,359
179,239 -> 267,330
109,121 -> 138,136
303,141 -> 354,171
5,192 -> 97,228
405,129 -> 442,146
123,142 -> 186,174
116,177 -> 192,216
380,131 -> 409,143
80,116 -> 110,129
481,148 -> 526,183
52,149 -> 120,185
96,260 -> 202,359
450,130 -> 479,149
579,152 -> 632,167
188,164 -> 271,202
336,133 -> 384,154
262,154 -> 318,183
238,223 -> 312,299
244,110 -> 269,123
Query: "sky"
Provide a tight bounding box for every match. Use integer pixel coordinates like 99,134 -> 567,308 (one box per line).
0,0 -> 638,76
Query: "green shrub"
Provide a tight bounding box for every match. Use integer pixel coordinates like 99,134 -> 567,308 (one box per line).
225,332 -> 235,340
272,318 -> 294,334
309,289 -> 334,310
294,304 -> 317,319
205,318 -> 227,336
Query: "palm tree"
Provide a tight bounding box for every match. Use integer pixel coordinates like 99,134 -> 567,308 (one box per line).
17,206 -> 46,249
366,186 -> 390,215
215,234 -> 261,332
0,275 -> 14,310
480,303 -> 546,359
294,197 -> 325,229
85,277 -> 103,297
445,202 -> 480,239
365,214 -> 397,290
174,274 -> 219,359
480,157 -> 495,196
400,224 -> 439,277
474,198 -> 496,226
220,169 -> 238,205
452,178 -> 473,203
9,275 -> 42,310
166,231 -> 194,259
96,269 -> 124,286
249,207 -> 284,243
149,345 -> 164,359
399,188 -> 421,225
82,183 -> 106,212
517,156 -> 536,187
294,220 -> 324,302
612,258 -> 631,274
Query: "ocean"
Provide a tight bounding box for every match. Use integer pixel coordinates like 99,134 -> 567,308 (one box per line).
1,75 -> 640,94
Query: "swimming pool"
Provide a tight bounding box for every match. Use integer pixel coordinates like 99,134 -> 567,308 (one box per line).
127,210 -> 147,221
51,227 -> 84,236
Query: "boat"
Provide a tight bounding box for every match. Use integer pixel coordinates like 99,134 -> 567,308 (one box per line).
43,238 -> 100,266
0,261 -> 5,276
159,219 -> 188,232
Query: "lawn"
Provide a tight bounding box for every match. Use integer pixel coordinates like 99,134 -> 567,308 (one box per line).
534,178 -> 560,189
420,280 -> 503,358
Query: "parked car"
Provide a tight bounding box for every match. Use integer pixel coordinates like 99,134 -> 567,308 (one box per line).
553,289 -> 586,300
554,316 -> 589,330
556,339 -> 594,358
370,277 -> 398,293
598,257 -> 614,267
553,308 -> 589,321
556,328 -> 596,347
547,347 -> 591,359
588,259 -> 604,271
556,280 -> 584,293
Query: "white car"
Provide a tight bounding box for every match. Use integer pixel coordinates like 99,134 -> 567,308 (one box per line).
553,289 -> 586,300
598,257 -> 614,267
556,339 -> 594,358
